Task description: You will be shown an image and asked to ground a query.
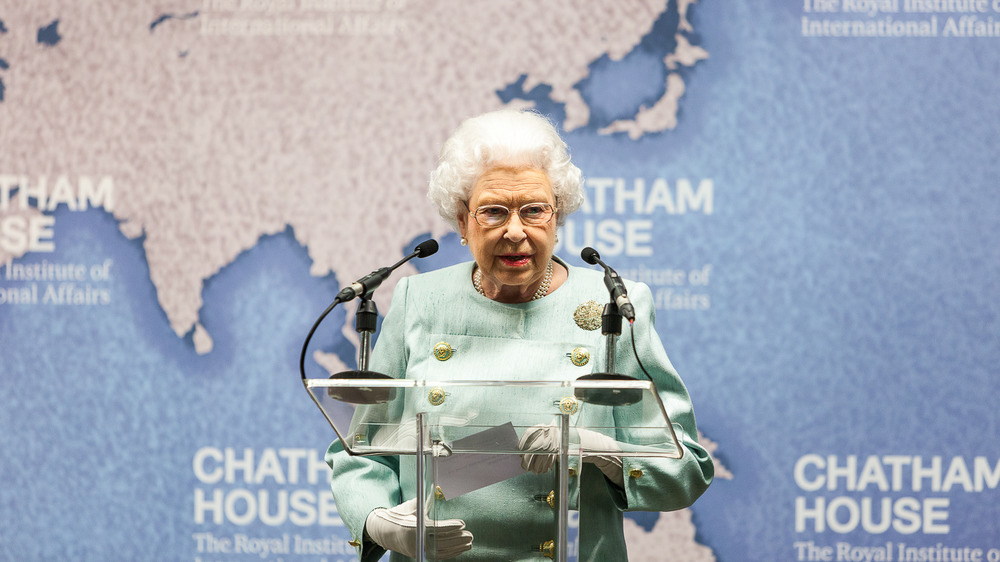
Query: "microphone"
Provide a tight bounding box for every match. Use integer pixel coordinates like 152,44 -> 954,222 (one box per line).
337,239 -> 438,301
300,239 -> 439,405
580,247 -> 635,322
576,246 -> 643,406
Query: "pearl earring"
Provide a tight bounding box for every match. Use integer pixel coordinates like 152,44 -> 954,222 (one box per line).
460,237 -> 468,246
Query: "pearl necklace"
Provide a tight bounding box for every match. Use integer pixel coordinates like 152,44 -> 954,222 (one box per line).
474,260 -> 553,301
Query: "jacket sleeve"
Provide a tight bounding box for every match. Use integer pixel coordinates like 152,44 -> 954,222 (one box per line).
325,277 -> 412,561
612,281 -> 715,512
325,442 -> 397,561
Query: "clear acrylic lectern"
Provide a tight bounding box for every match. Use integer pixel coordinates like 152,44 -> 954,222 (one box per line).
304,377 -> 683,561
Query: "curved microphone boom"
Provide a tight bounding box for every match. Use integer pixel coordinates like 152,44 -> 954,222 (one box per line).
580,247 -> 635,322
337,239 -> 438,301
299,239 -> 438,393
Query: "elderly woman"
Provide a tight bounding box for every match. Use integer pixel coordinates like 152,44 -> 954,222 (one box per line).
326,109 -> 713,561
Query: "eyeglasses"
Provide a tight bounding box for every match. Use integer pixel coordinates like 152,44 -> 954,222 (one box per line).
468,202 -> 556,228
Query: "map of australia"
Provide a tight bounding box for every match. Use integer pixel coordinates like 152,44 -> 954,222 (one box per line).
0,1 -> 723,557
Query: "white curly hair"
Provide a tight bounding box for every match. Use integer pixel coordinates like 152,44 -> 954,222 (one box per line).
428,109 -> 584,231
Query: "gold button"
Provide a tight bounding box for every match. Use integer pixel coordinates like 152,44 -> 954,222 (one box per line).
541,490 -> 556,508
435,486 -> 445,500
533,490 -> 556,508
569,347 -> 590,366
558,396 -> 579,415
629,468 -> 644,479
348,540 -> 360,547
568,467 -> 578,477
539,540 -> 555,559
428,387 -> 446,406
433,342 -> 453,361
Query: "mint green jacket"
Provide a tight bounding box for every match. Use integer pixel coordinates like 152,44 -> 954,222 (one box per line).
326,259 -> 713,561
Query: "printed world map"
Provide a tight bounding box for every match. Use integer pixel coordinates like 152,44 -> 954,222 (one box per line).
0,1 -> 726,559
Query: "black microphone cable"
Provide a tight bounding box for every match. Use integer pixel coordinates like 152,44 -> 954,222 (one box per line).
299,239 -> 438,381
580,246 -> 654,386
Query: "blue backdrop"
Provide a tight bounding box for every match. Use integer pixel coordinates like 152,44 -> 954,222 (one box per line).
2,1 -> 998,560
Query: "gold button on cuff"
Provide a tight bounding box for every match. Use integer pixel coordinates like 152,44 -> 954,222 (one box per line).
539,540 -> 555,559
348,540 -> 360,547
557,396 -> 579,415
428,387 -> 446,406
534,490 -> 556,509
569,347 -> 590,366
433,342 -> 454,361
629,468 -> 644,479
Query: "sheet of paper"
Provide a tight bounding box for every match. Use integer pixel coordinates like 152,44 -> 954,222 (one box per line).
433,422 -> 525,499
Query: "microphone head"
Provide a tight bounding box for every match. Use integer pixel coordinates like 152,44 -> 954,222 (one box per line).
414,239 -> 439,257
580,247 -> 600,265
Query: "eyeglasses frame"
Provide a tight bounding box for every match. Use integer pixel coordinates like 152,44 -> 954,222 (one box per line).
466,201 -> 557,228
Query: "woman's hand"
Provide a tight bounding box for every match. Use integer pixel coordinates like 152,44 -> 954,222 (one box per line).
518,425 -> 625,486
365,498 -> 474,559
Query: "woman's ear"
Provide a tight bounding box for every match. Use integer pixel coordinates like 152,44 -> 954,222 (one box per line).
456,207 -> 469,238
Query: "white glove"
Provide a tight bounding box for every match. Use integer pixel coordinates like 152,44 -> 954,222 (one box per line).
519,425 -> 624,486
578,428 -> 624,487
365,498 -> 474,560
519,424 -> 559,474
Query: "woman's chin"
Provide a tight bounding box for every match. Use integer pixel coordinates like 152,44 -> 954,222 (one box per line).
495,273 -> 539,292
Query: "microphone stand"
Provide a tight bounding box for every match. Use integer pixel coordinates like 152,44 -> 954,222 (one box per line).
355,292 -> 378,373
576,248 -> 642,406
601,300 -> 622,377
299,239 -> 438,405
575,299 -> 641,406
325,291 -> 395,404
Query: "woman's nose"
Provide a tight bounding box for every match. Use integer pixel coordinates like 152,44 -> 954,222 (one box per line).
503,213 -> 527,241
